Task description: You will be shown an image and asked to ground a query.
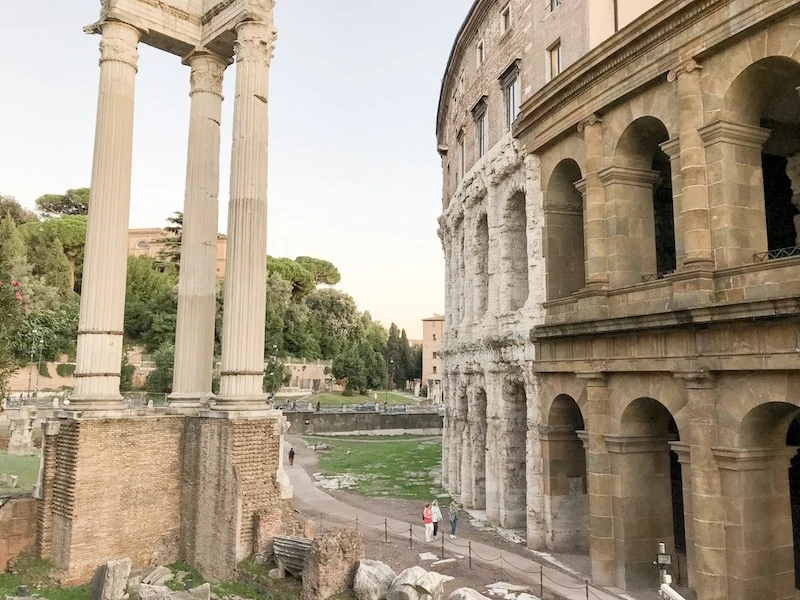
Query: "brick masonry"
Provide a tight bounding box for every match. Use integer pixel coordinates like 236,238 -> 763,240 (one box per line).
0,497 -> 37,572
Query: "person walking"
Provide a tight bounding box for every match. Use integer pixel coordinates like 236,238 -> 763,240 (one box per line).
448,500 -> 459,538
288,447 -> 296,466
431,500 -> 442,539
423,502 -> 434,542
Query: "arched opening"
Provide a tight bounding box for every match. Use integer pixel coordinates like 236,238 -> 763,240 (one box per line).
730,401 -> 800,597
502,191 -> 528,311
497,378 -> 527,529
716,57 -> 800,266
457,223 -> 466,323
472,387 -> 487,509
543,394 -> 588,551
614,397 -> 684,589
473,213 -> 489,317
544,159 -> 586,299
608,117 -> 675,285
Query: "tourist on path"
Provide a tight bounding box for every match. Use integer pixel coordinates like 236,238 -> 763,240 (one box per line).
431,499 -> 442,539
448,500 -> 459,538
423,502 -> 434,542
288,447 -> 296,466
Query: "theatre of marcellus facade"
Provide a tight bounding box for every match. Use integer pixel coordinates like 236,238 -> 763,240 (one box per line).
437,0 -> 800,598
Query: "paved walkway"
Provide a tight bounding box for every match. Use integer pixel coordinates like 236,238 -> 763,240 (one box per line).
286,438 -> 636,600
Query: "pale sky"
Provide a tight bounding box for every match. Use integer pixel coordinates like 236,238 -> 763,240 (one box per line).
0,1 -> 472,339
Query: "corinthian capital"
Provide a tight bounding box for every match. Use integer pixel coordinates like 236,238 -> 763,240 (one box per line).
187,52 -> 228,97
234,21 -> 278,64
667,58 -> 702,82
98,21 -> 140,70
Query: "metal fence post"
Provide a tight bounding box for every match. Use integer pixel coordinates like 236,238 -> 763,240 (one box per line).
468,541 -> 472,569
355,515 -> 359,532
440,533 -> 444,558
409,524 -> 413,549
540,565 -> 543,596
384,519 -> 388,543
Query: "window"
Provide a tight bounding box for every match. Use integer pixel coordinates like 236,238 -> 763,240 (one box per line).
548,41 -> 562,80
432,334 -> 437,341
472,98 -> 488,159
500,60 -> 521,130
457,130 -> 465,179
476,40 -> 485,67
433,366 -> 437,374
501,5 -> 511,32
136,240 -> 149,250
550,0 -> 560,11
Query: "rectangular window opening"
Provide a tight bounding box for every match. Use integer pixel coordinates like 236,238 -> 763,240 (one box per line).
501,5 -> 511,32
550,0 -> 560,11
477,40 -> 485,67
472,98 -> 488,159
548,41 -> 562,81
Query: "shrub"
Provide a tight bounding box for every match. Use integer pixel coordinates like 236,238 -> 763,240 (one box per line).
56,363 -> 75,378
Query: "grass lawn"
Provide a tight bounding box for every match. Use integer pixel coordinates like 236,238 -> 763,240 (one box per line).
0,449 -> 40,493
304,435 -> 450,502
311,391 -> 419,406
0,556 -> 89,600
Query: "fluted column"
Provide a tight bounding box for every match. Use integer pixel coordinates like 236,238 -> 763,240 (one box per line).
170,52 -> 228,409
71,21 -> 140,411
216,20 -> 275,409
577,116 -> 608,289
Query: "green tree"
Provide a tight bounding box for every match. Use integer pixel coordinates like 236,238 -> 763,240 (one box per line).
156,211 -> 183,267
0,195 -> 38,225
295,256 -> 341,286
332,344 -> 366,394
145,342 -> 175,393
35,188 -> 90,217
268,256 -> 315,299
120,354 -> 135,392
305,288 -> 360,359
10,300 -> 79,363
407,343 -> 423,381
124,256 -> 178,351
359,341 -> 386,391
0,276 -> 24,392
385,323 -> 403,389
20,216 -> 87,292
263,358 -> 290,395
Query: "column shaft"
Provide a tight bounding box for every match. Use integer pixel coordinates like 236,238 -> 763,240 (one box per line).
217,20 -> 274,407
580,117 -> 609,288
72,21 -> 140,410
170,53 -> 227,407
670,61 -> 714,269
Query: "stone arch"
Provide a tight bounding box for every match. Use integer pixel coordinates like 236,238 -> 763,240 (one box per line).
606,116 -> 676,283
470,383 -> 488,510
495,375 -> 527,529
499,177 -> 528,312
472,210 -> 489,317
542,394 -> 588,552
540,375 -> 588,427
544,158 -> 586,300
607,374 -> 688,436
612,394 -> 687,589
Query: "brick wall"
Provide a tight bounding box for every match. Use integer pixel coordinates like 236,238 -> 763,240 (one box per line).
0,497 -> 37,572
49,417 -> 184,584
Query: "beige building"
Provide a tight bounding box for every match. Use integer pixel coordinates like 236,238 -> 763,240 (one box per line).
439,0 -> 800,598
422,315 -> 444,402
128,228 -> 228,278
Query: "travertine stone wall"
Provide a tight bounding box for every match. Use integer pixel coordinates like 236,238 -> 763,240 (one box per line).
440,1 -> 800,598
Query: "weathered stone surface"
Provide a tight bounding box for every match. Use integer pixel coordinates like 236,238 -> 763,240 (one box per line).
8,416 -> 36,457
301,527 -> 365,600
353,559 -> 396,600
89,558 -> 132,600
143,566 -> 174,585
445,589 -> 491,600
138,584 -> 172,600
170,583 -> 211,600
386,567 -> 452,600
253,503 -> 315,561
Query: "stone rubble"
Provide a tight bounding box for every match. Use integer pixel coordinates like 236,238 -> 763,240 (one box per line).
353,559 -> 397,600
301,528 -> 365,600
446,589 -> 491,600
90,558 -> 132,600
386,566 -> 454,600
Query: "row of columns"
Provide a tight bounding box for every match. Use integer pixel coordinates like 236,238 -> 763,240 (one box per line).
71,18 -> 276,412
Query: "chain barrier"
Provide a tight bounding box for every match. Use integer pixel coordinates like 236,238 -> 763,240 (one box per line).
308,510 -> 614,599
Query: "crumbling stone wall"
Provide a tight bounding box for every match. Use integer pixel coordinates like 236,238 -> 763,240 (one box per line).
0,497 -> 37,571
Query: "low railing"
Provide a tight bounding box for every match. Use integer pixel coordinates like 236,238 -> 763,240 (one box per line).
754,245 -> 800,262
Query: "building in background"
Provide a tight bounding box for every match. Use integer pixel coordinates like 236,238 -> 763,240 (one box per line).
127,228 -> 228,278
422,314 -> 444,403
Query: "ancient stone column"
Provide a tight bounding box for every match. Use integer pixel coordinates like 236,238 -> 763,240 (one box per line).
678,373 -> 727,600
577,116 -> 608,289
70,21 -> 140,411
216,20 -> 275,409
667,60 -> 715,270
170,52 -> 228,410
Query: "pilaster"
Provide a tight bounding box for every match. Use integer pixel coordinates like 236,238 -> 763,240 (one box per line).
577,116 -> 608,289
71,21 -> 141,411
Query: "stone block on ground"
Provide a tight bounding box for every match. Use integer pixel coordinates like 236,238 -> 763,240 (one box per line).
302,527 -> 365,600
138,584 -> 172,600
387,566 -> 453,600
446,589 -> 491,600
143,566 -> 174,586
90,558 -> 132,600
170,583 -> 212,600
353,559 -> 397,600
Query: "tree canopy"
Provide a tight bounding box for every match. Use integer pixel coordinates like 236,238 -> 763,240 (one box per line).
35,188 -> 90,217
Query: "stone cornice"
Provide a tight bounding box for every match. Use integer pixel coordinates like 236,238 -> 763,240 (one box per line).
713,446 -> 796,470
659,137 -> 682,159
598,166 -> 660,187
604,434 -> 672,454
514,0 -> 793,151
698,120 -> 771,150
531,296 -> 800,341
